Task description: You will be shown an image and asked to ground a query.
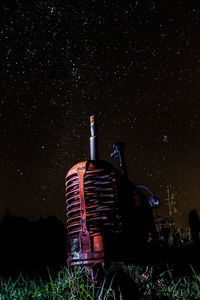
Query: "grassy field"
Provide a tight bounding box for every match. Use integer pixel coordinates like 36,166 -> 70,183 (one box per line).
1,261 -> 200,299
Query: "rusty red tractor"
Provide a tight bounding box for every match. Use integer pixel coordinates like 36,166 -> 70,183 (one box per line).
65,116 -> 166,272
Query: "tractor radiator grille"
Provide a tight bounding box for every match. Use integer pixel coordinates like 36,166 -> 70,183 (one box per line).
66,173 -> 81,236
65,161 -> 122,266
84,169 -> 121,235
65,166 -> 121,237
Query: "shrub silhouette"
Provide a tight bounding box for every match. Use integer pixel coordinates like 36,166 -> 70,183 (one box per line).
0,213 -> 67,275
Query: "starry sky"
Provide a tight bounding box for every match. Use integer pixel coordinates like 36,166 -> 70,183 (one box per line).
1,0 -> 200,227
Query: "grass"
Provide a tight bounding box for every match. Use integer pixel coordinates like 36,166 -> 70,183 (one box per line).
128,264 -> 200,299
0,265 -> 117,300
1,262 -> 200,299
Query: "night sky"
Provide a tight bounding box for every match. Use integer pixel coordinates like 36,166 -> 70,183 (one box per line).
1,0 -> 200,227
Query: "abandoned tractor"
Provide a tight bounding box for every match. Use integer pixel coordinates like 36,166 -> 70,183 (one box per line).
65,116 -> 166,270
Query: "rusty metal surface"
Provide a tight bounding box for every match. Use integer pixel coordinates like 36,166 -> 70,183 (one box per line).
89,115 -> 97,160
65,160 -> 122,266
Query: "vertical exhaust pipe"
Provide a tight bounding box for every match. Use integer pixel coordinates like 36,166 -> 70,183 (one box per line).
90,115 -> 97,160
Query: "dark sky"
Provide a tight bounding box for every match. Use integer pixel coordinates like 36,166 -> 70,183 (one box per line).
1,0 -> 200,227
